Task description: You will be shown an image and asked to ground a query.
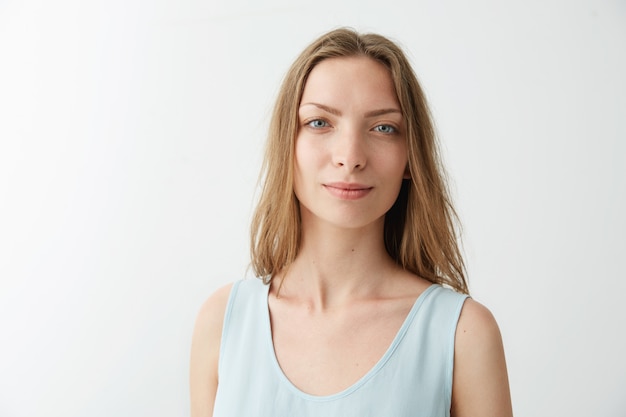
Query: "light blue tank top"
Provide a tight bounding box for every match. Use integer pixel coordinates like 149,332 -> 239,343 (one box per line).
213,278 -> 468,417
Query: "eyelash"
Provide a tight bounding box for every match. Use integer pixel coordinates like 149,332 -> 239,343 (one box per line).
305,119 -> 330,129
303,119 -> 398,135
372,124 -> 397,134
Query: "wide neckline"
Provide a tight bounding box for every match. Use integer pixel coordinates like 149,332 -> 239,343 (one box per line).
262,283 -> 438,402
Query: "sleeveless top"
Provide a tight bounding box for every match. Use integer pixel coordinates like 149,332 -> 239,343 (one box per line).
213,278 -> 469,417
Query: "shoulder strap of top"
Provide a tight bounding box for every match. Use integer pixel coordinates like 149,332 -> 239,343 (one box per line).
218,278 -> 268,377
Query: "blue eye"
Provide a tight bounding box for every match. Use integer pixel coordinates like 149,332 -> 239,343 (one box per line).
373,124 -> 396,134
307,119 -> 329,128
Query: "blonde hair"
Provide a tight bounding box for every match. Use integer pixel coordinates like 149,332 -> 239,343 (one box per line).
250,28 -> 468,294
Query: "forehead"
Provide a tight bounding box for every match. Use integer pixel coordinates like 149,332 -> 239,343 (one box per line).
300,56 -> 400,109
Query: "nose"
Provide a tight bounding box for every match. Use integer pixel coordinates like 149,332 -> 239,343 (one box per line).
332,127 -> 366,171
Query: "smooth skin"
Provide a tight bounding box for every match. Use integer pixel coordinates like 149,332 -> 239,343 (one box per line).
190,56 -> 512,417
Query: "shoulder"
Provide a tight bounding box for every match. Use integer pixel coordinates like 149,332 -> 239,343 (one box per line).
192,283 -> 235,354
451,298 -> 513,417
190,283 -> 234,417
195,283 -> 234,332
191,282 -> 235,364
455,298 -> 500,342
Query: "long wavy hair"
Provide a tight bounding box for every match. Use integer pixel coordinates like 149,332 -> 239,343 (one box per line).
250,28 -> 468,294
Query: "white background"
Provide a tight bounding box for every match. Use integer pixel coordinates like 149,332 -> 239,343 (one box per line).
1,0 -> 625,416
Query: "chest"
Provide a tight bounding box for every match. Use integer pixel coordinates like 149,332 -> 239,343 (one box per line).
268,299 -> 413,396
214,281 -> 461,417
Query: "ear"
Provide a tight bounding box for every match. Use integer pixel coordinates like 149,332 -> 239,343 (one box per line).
403,165 -> 411,179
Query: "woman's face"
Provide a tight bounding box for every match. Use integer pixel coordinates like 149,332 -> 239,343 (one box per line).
294,56 -> 409,231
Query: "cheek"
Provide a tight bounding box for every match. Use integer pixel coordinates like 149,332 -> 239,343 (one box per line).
377,148 -> 408,178
294,138 -> 323,175
293,138 -> 312,197
293,141 -> 305,185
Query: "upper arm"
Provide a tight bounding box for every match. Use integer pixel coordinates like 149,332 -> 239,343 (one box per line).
190,283 -> 233,417
451,298 -> 513,417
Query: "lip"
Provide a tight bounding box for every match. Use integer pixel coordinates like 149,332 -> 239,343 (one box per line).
323,182 -> 373,200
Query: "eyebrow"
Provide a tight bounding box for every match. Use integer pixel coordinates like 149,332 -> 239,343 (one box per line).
364,108 -> 402,118
300,102 -> 402,118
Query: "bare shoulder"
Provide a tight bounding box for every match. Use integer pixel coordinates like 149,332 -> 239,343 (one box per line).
192,283 -> 234,360
451,298 -> 513,417
190,283 -> 234,417
195,283 -> 234,336
456,298 -> 501,341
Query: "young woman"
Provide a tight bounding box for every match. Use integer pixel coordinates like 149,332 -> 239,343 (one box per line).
190,28 -> 512,417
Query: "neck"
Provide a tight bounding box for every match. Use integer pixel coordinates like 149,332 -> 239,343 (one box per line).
274,215 -> 400,310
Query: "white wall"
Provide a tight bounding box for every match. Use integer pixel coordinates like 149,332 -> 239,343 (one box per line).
1,0 -> 624,416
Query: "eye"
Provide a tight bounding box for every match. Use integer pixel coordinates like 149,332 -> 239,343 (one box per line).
373,124 -> 396,134
306,119 -> 330,129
